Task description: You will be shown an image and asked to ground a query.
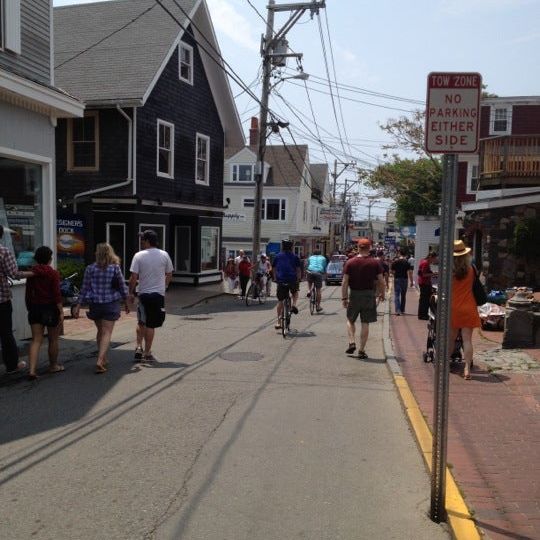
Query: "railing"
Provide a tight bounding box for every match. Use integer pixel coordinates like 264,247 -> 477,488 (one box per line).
480,135 -> 540,185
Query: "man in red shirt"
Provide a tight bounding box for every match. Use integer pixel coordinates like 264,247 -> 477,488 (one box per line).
341,238 -> 386,359
417,251 -> 438,320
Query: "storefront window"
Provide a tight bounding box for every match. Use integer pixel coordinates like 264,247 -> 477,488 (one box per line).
201,226 -> 219,271
0,158 -> 43,269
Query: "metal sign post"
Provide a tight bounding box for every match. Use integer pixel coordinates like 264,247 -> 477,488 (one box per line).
424,72 -> 482,522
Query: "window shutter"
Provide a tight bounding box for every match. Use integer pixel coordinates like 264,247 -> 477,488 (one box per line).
5,0 -> 21,55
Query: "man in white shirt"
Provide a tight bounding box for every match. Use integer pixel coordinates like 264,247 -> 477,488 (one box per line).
128,230 -> 173,363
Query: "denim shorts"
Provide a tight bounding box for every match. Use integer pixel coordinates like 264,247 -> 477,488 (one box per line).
87,301 -> 121,321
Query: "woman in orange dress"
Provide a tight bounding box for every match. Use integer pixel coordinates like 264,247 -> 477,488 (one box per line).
452,240 -> 481,380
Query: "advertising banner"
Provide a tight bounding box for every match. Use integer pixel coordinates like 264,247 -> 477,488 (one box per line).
319,207 -> 343,223
57,214 -> 85,262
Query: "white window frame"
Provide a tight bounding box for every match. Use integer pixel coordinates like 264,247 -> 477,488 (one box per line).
489,105 -> 512,135
262,198 -> 287,222
200,225 -> 220,273
179,42 -> 194,85
174,225 -> 191,273
2,0 -> 21,54
138,223 -> 166,250
231,164 -> 255,183
67,111 -> 100,172
467,160 -> 480,194
195,133 -> 210,186
106,222 -> 126,275
156,119 -> 174,179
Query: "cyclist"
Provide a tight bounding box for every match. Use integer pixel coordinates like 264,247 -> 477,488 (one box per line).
306,249 -> 327,312
256,253 -> 272,296
271,240 -> 302,330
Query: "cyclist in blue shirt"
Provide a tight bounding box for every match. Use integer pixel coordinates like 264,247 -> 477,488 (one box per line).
306,250 -> 328,312
271,240 -> 302,329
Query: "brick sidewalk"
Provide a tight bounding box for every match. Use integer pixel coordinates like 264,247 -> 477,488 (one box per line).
390,288 -> 540,540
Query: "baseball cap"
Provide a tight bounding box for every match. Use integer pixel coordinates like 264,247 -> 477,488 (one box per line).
357,237 -> 372,248
139,229 -> 158,244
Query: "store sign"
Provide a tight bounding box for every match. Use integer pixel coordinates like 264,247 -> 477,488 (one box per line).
425,72 -> 482,154
57,214 -> 85,261
223,212 -> 246,223
319,207 -> 343,223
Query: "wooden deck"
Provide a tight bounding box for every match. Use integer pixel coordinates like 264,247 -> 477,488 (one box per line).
479,135 -> 540,188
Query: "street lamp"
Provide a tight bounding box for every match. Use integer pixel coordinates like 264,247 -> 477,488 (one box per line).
270,71 -> 310,91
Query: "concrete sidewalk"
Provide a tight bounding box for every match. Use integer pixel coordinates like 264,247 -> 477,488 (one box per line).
389,288 -> 540,540
1,282 -> 229,378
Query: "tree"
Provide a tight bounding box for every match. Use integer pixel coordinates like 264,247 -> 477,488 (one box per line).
366,157 -> 442,226
366,110 -> 442,225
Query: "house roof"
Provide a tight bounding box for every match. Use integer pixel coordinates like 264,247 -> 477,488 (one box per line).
225,145 -> 309,187
309,163 -> 328,193
54,0 -> 244,145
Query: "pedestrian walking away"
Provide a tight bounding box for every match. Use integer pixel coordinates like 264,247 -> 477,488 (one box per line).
25,246 -> 65,380
0,224 -> 29,374
417,251 -> 438,320
224,257 -> 238,293
272,240 -> 302,330
128,230 -> 173,364
306,249 -> 328,312
341,238 -> 385,358
74,243 -> 129,373
452,240 -> 481,380
391,248 -> 413,316
238,255 -> 252,299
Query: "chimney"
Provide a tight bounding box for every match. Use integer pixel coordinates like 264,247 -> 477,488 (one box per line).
249,117 -> 259,147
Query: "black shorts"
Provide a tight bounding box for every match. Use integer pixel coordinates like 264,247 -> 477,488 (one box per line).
137,293 -> 166,328
307,271 -> 323,289
346,290 -> 377,324
28,304 -> 60,327
87,301 -> 121,322
276,282 -> 299,301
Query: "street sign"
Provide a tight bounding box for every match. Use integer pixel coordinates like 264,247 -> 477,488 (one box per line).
425,72 -> 482,154
319,207 -> 343,223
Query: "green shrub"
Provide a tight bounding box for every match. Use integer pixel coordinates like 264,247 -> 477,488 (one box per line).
57,259 -> 86,289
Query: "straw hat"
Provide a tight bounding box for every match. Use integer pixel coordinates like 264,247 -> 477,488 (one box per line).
453,240 -> 471,257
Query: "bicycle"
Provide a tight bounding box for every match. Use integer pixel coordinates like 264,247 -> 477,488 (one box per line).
280,292 -> 292,337
245,275 -> 267,306
308,281 -> 317,315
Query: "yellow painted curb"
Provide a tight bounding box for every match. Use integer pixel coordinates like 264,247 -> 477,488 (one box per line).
393,374 -> 482,540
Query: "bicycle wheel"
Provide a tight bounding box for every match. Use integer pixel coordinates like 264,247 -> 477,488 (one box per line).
309,289 -> 316,315
282,297 -> 290,338
245,284 -> 255,306
258,286 -> 267,304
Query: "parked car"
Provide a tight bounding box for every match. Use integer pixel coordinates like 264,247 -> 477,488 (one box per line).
326,261 -> 344,286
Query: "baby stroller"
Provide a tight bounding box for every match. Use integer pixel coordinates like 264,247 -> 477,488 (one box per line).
422,285 -> 465,364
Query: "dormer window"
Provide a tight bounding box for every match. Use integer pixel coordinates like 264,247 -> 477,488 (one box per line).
231,164 -> 254,182
489,106 -> 512,135
0,0 -> 21,54
179,42 -> 193,84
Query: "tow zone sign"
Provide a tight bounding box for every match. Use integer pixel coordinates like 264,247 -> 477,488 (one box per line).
425,72 -> 482,154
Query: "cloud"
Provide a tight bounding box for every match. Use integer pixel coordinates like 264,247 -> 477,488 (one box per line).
206,0 -> 259,52
440,0 -> 530,15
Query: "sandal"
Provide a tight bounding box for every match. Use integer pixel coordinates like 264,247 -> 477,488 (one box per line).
95,364 -> 107,374
143,354 -> 156,363
345,343 -> 356,354
48,364 -> 65,374
275,323 -> 282,330
27,373 -> 39,381
358,351 -> 368,359
463,373 -> 471,380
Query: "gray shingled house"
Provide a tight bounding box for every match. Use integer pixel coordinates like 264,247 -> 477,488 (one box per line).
54,0 -> 243,284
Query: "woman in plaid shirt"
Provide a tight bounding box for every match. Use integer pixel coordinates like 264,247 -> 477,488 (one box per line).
74,243 -> 129,373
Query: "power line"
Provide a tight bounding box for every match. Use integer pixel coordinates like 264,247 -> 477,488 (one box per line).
316,13 -> 347,156
302,80 -> 328,163
322,9 -> 353,156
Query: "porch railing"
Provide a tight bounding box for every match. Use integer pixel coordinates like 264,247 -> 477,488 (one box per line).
480,135 -> 540,187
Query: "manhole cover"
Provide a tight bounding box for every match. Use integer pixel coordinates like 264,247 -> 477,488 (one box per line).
182,316 -> 213,321
219,352 -> 264,362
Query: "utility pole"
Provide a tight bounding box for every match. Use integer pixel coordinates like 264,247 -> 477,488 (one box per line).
251,0 -> 325,265
329,159 -> 354,253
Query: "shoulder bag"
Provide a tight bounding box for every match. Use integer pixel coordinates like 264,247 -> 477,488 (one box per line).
472,265 -> 487,306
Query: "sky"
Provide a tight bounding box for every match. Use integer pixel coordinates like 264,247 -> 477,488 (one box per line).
52,0 -> 540,218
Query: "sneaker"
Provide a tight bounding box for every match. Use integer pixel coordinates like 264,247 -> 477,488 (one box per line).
306,292 -> 311,298
143,354 -> 156,363
291,305 -> 299,314
358,351 -> 368,359
134,347 -> 143,362
345,343 -> 356,354
316,307 -> 323,312
6,360 -> 27,374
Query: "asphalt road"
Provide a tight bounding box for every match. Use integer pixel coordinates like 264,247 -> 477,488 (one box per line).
0,284 -> 449,540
